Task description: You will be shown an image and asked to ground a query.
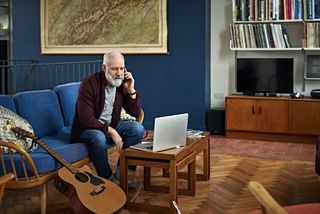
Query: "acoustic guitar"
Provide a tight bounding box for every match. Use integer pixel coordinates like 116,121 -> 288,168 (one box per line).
12,127 -> 126,214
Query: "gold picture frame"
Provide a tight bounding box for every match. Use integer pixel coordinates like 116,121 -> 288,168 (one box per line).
40,0 -> 167,54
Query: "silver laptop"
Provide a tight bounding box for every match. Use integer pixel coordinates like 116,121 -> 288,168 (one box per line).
130,113 -> 189,152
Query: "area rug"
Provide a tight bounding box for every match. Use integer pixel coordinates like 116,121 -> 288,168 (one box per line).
2,155 -> 320,214
122,155 -> 320,214
189,155 -> 320,214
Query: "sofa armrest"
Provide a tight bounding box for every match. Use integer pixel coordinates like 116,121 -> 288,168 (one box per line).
0,141 -> 41,183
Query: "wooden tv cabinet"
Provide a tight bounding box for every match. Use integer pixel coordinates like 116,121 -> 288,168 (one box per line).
225,95 -> 320,143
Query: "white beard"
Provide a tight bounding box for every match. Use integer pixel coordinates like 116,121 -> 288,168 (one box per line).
105,72 -> 123,87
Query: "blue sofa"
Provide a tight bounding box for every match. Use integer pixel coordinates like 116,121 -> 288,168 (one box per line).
0,81 -> 143,213
1,82 -> 89,176
0,82 -> 91,213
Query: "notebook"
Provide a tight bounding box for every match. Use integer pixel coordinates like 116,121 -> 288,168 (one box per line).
130,113 -> 189,152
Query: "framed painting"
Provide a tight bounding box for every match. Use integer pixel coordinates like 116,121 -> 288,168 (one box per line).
40,0 -> 167,54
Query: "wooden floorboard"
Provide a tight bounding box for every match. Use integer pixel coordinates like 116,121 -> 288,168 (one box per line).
1,143 -> 320,213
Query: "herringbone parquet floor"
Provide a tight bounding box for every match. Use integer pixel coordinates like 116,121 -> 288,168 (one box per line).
1,137 -> 320,214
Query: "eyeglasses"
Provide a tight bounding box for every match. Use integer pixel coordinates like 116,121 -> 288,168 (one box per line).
109,67 -> 125,72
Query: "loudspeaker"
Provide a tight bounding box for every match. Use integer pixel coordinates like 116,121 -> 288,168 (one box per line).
206,108 -> 225,135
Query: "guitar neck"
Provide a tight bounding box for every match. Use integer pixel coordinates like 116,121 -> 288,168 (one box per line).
36,139 -> 79,174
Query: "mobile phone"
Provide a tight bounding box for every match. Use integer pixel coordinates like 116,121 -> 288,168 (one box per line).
123,68 -> 129,83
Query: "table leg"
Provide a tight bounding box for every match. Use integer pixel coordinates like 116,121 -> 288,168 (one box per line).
119,152 -> 128,194
192,136 -> 210,181
164,136 -> 211,182
188,159 -> 196,195
169,160 -> 177,214
202,137 -> 210,181
144,167 -> 151,191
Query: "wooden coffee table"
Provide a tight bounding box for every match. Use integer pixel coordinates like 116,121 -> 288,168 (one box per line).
119,132 -> 210,214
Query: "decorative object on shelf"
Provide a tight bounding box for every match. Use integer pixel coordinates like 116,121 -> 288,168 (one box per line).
40,0 -> 168,54
311,89 -> 320,99
0,23 -> 3,30
290,92 -> 304,99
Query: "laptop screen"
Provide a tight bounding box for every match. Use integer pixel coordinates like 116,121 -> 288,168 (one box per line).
130,113 -> 189,152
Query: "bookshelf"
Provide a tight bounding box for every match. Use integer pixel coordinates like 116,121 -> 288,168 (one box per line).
230,0 -> 320,81
304,0 -> 320,79
229,22 -> 303,50
230,0 -> 304,50
305,22 -> 320,48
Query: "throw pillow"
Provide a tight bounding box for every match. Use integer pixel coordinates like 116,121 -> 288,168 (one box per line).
120,108 -> 136,121
0,106 -> 37,153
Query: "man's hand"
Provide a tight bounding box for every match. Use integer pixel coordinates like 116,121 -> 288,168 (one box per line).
123,69 -> 136,95
108,126 -> 123,153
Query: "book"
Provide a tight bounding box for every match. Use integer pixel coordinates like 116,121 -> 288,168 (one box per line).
186,129 -> 205,138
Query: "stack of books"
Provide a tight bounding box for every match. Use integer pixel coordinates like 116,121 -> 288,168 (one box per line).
186,129 -> 205,138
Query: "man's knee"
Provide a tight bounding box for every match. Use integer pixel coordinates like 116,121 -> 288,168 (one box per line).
80,130 -> 107,149
132,122 -> 145,139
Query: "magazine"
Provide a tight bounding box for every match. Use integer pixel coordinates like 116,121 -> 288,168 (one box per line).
186,129 -> 205,138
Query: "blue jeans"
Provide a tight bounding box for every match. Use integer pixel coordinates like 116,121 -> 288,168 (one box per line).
78,120 -> 144,179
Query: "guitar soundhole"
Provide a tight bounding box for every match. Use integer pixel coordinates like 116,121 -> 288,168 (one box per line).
75,172 -> 89,182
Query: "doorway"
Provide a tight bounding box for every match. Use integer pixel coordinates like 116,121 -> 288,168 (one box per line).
0,0 -> 11,93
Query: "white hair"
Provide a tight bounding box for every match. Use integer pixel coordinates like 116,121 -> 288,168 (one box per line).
102,51 -> 124,65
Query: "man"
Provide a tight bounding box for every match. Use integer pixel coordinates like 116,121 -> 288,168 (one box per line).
71,51 -> 144,182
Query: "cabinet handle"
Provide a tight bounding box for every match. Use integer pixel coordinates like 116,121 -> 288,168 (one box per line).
259,106 -> 262,114
252,105 -> 255,114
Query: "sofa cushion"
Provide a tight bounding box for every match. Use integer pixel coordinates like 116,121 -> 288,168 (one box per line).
54,82 -> 80,127
121,108 -> 136,121
13,90 -> 65,138
0,127 -> 89,177
0,106 -> 37,153
0,95 -> 16,112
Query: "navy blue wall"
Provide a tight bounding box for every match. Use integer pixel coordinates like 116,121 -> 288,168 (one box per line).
12,0 -> 211,130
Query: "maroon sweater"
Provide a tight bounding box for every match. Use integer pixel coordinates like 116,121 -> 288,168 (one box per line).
71,71 -> 141,143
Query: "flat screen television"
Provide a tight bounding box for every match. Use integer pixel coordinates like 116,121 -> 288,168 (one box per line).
236,58 -> 294,95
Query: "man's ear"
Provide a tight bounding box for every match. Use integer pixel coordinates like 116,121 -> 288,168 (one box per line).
102,64 -> 106,72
